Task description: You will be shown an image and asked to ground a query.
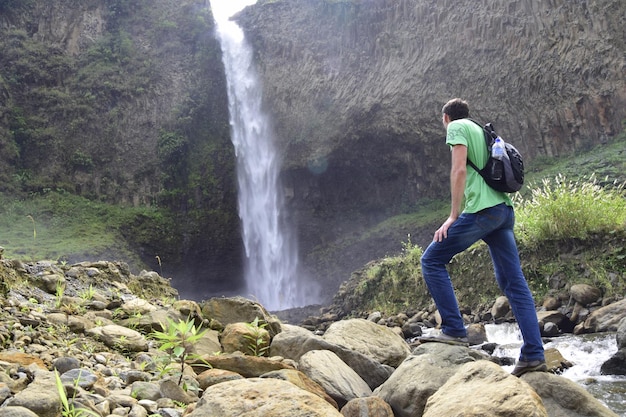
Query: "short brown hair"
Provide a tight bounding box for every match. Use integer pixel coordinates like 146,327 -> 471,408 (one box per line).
442,98 -> 469,121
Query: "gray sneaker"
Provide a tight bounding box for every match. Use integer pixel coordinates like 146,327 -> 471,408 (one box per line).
511,360 -> 548,377
418,332 -> 469,347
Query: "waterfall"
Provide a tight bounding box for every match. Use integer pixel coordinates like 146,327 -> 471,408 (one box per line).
210,0 -> 318,311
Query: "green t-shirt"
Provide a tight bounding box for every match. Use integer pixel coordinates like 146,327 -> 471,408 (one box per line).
446,119 -> 512,213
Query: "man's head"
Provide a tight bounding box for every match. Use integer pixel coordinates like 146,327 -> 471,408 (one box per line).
442,98 -> 469,123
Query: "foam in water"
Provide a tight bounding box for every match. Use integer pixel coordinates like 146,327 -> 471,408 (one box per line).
210,0 -> 319,310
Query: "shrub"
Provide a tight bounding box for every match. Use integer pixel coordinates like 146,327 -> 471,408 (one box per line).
515,174 -> 626,246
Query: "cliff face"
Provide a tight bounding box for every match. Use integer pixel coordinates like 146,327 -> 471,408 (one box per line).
0,0 -> 244,296
236,0 -> 626,300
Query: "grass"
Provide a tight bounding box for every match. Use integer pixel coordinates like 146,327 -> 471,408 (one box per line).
515,173 -> 626,245
0,190 -> 163,267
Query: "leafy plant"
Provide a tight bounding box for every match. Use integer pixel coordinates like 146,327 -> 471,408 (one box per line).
150,317 -> 208,385
55,280 -> 65,309
243,317 -> 270,357
78,284 -> 96,301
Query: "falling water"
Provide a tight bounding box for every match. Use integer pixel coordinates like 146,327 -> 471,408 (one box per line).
210,0 -> 318,311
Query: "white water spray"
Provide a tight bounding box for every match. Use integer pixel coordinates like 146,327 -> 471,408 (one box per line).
210,0 -> 318,310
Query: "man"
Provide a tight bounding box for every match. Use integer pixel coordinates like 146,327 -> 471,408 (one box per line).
419,98 -> 546,377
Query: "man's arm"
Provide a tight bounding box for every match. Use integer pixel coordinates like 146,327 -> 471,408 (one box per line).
433,144 -> 467,242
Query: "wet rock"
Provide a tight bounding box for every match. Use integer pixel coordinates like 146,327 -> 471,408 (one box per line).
523,371 -> 620,416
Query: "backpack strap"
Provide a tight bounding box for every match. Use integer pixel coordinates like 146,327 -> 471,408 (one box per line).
465,119 -> 491,174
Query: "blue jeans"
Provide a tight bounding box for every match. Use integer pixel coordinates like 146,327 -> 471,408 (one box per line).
420,203 -> 544,361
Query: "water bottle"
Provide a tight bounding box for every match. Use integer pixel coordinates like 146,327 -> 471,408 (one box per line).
491,137 -> 505,180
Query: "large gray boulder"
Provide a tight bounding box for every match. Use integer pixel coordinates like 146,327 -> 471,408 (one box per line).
581,299 -> 626,333
600,317 -> 626,376
270,324 -> 393,389
200,296 -> 282,336
322,318 -> 411,367
86,324 -> 148,352
373,343 -> 478,417
522,371 -> 620,417
188,378 -> 343,417
4,370 -> 61,417
422,360 -> 547,417
298,350 -> 372,408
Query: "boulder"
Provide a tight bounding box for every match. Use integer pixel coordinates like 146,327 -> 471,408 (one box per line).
570,284 -> 602,306
422,361 -> 547,417
600,350 -> 626,376
600,317 -> 626,375
322,318 -> 411,367
189,329 -> 222,357
196,369 -> 244,391
537,310 -> 574,333
522,371 -> 620,416
374,343 -> 478,417
86,324 -> 148,352
4,370 -> 61,417
200,296 -> 282,336
491,295 -> 511,319
221,322 -> 270,355
299,350 -> 372,408
617,316 -> 626,349
261,369 -> 338,409
188,378 -> 343,417
0,407 -> 40,417
194,353 -> 295,378
270,324 -> 394,389
581,299 -> 626,333
340,396 -> 394,417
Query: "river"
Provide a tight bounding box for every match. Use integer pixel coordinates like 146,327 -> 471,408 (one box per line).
487,323 -> 626,416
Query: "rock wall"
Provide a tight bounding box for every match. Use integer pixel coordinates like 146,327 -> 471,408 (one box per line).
236,0 -> 626,300
0,0 -> 243,297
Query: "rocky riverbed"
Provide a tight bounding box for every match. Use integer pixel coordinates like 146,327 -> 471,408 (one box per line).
0,257 -> 623,416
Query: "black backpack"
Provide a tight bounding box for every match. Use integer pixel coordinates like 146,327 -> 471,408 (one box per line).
466,120 -> 524,193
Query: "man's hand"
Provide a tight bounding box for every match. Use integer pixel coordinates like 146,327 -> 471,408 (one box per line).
433,215 -> 458,242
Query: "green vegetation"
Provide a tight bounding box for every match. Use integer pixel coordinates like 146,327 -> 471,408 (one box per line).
243,317 -> 271,357
515,174 -> 626,245
150,318 -> 209,385
0,190 -> 173,267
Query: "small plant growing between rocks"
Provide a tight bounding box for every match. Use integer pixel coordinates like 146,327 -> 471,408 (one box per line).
55,280 -> 65,309
244,317 -> 270,357
150,317 -> 208,385
78,284 -> 96,301
54,369 -> 99,417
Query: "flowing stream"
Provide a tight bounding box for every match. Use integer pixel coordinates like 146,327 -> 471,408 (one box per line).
210,0 -> 318,311
486,323 -> 626,416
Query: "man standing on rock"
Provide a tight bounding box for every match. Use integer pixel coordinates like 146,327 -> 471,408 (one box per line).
419,98 -> 546,377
